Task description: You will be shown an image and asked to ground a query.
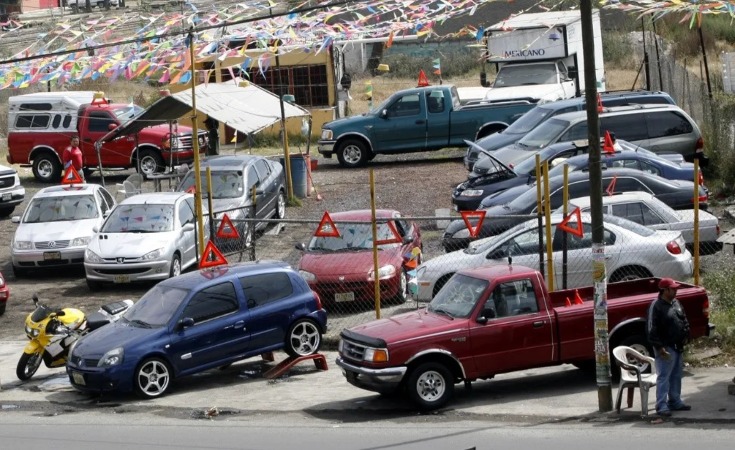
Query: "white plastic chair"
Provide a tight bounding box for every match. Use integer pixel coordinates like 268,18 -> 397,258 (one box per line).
613,345 -> 658,416
116,174 -> 144,199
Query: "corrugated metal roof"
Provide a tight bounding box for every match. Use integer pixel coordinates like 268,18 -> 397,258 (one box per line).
98,80 -> 310,144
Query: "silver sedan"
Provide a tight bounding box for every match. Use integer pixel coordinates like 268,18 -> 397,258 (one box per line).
84,192 -> 207,290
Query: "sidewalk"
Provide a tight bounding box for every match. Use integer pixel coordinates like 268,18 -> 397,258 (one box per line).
1,340 -> 734,422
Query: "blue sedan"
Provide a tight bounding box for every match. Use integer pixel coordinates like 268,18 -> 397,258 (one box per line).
67,261 -> 327,398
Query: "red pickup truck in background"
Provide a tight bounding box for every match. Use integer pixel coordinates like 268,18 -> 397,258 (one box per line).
6,91 -> 208,182
336,265 -> 713,410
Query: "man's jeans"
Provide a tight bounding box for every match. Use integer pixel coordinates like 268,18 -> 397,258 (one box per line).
654,346 -> 685,413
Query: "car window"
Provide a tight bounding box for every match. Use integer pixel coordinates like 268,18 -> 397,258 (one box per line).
15,114 -> 50,128
102,204 -> 175,232
559,122 -> 588,141
178,199 -> 194,227
387,93 -> 420,117
86,111 -> 115,133
246,166 -> 259,191
503,227 -> 544,256
610,159 -> 640,170
95,190 -> 110,215
611,202 -> 665,226
99,187 -> 115,212
517,117 -> 570,149
179,171 -> 243,199
124,285 -> 189,327
639,160 -> 661,176
426,90 -> 445,114
395,219 -> 410,237
181,282 -> 239,323
646,111 -> 694,138
239,272 -> 294,308
23,195 -> 99,223
553,223 -> 614,250
488,279 -> 538,318
254,159 -> 271,180
610,177 -> 653,195
601,114 -> 648,141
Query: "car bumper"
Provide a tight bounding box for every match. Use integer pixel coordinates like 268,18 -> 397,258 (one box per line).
85,259 -> 172,284
310,276 -> 401,303
451,195 -> 484,212
317,140 -> 336,157
0,187 -> 24,207
13,247 -> 86,268
66,360 -> 134,394
336,357 -> 407,394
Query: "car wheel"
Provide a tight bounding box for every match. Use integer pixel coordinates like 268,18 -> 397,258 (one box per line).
392,270 -> 408,304
16,351 -> 43,381
0,302 -> 5,316
407,362 -> 454,411
169,253 -> 182,278
136,149 -> 164,177
285,319 -> 322,357
86,279 -> 103,292
612,334 -> 654,380
32,152 -> 62,183
0,206 -> 14,218
135,357 -> 172,399
275,191 -> 286,219
610,266 -> 651,282
336,139 -> 370,168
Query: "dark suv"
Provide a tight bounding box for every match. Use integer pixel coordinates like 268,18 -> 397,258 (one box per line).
464,91 -> 676,171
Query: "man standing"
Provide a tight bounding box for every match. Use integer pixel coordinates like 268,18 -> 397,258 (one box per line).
647,278 -> 692,417
63,135 -> 84,180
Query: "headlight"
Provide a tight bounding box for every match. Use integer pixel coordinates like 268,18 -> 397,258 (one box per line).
452,228 -> 471,239
368,265 -> 396,281
462,189 -> 485,197
14,241 -> 32,250
299,270 -> 316,282
320,129 -> 333,140
25,325 -> 40,338
337,339 -> 344,353
97,347 -> 124,367
363,348 -> 389,363
85,248 -> 104,263
70,236 -> 91,247
141,248 -> 163,261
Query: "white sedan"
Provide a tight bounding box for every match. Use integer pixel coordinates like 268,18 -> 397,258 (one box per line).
416,214 -> 692,302
11,184 -> 116,276
84,192 -> 206,290
556,191 -> 721,255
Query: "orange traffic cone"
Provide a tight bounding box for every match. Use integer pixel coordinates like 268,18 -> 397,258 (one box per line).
417,69 -> 430,87
597,93 -> 603,113
565,297 -> 572,307
574,289 -> 584,305
603,130 -> 615,154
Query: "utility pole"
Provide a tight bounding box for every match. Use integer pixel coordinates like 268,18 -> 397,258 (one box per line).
580,0 -> 612,412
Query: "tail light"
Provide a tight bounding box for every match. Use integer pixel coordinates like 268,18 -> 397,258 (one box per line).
698,170 -> 704,186
698,193 -> 708,203
666,240 -> 682,255
312,290 -> 323,310
703,298 -> 710,318
695,137 -> 704,152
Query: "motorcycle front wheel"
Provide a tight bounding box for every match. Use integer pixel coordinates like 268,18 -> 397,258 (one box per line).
16,351 -> 43,381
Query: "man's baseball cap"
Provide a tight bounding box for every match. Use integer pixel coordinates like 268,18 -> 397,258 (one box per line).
659,278 -> 681,289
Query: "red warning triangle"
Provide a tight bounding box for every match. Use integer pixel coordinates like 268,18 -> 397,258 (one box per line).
573,289 -> 584,305
314,211 -> 340,238
199,240 -> 228,269
596,93 -> 603,113
460,210 -> 486,239
375,220 -> 402,245
185,185 -> 196,194
417,69 -> 430,87
61,165 -> 83,185
557,207 -> 584,238
603,130 -> 615,154
605,175 -> 618,196
216,214 -> 240,239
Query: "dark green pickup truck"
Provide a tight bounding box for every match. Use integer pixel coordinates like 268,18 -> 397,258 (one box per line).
317,85 -> 535,168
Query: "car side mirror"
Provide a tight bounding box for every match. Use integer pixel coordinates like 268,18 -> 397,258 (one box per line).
108,123 -> 118,130
295,242 -> 306,251
402,235 -> 414,245
178,317 -> 195,329
11,216 -> 19,223
182,223 -> 195,232
487,248 -> 506,260
476,308 -> 496,324
92,225 -> 99,233
380,109 -> 388,118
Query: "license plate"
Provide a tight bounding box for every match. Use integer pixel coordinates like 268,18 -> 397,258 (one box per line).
113,274 -> 130,284
43,251 -> 61,261
334,292 -> 354,303
72,371 -> 85,386
2,193 -> 10,201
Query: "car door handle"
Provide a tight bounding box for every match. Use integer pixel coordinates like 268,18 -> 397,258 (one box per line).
224,321 -> 245,330
415,120 -> 426,125
532,321 -> 546,328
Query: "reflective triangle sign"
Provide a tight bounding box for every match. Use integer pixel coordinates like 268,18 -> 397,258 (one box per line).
557,207 -> 583,238
417,69 -> 430,87
199,240 -> 228,269
61,166 -> 83,185
375,220 -> 402,245
603,130 -> 615,154
314,211 -> 340,238
460,210 -> 486,238
605,175 -> 618,196
216,214 -> 240,239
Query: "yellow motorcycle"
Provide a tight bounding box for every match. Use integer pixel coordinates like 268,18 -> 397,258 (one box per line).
17,294 -> 131,381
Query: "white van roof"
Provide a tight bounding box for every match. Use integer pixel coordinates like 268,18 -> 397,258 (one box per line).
8,91 -> 97,109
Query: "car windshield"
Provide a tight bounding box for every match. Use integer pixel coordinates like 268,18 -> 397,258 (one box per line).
465,223 -> 531,255
102,204 -> 175,233
23,195 -> 98,223
428,274 -> 488,318
178,171 -> 244,199
493,63 -> 558,87
502,105 -> 557,135
517,117 -> 570,149
123,285 -> 190,328
112,104 -> 144,121
308,222 -> 401,251
602,214 -> 656,237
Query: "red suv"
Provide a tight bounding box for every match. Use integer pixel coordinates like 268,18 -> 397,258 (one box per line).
296,210 -> 422,305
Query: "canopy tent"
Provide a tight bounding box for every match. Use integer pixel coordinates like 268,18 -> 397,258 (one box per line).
98,79 -> 311,144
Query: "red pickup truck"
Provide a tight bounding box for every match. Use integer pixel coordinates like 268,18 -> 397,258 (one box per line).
6,91 -> 208,182
336,265 -> 713,410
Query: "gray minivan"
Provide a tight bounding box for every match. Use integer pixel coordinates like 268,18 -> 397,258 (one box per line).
465,91 -> 676,170
483,104 -> 703,170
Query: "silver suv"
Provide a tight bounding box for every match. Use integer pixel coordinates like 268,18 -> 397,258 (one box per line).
496,104 -> 703,163
0,164 -> 24,218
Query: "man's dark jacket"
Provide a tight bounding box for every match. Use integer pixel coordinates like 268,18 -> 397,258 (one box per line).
647,295 -> 691,352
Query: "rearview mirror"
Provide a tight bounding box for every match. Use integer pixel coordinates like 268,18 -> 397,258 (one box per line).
295,242 -> 306,251
11,216 -> 19,223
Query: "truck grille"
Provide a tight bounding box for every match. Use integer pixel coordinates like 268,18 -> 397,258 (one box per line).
175,131 -> 208,151
36,240 -> 70,249
341,338 -> 368,361
0,174 -> 15,188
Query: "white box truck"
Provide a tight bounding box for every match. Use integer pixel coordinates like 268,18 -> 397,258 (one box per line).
458,10 -> 605,105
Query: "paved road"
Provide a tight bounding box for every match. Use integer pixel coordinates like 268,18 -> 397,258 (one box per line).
2,341 -> 735,425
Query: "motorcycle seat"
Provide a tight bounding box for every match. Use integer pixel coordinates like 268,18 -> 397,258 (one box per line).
86,311 -> 111,331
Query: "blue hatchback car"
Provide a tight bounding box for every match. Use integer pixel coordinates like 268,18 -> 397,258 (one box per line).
66,261 -> 327,398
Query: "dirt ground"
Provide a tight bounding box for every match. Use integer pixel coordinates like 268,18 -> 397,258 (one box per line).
0,148 -> 469,341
